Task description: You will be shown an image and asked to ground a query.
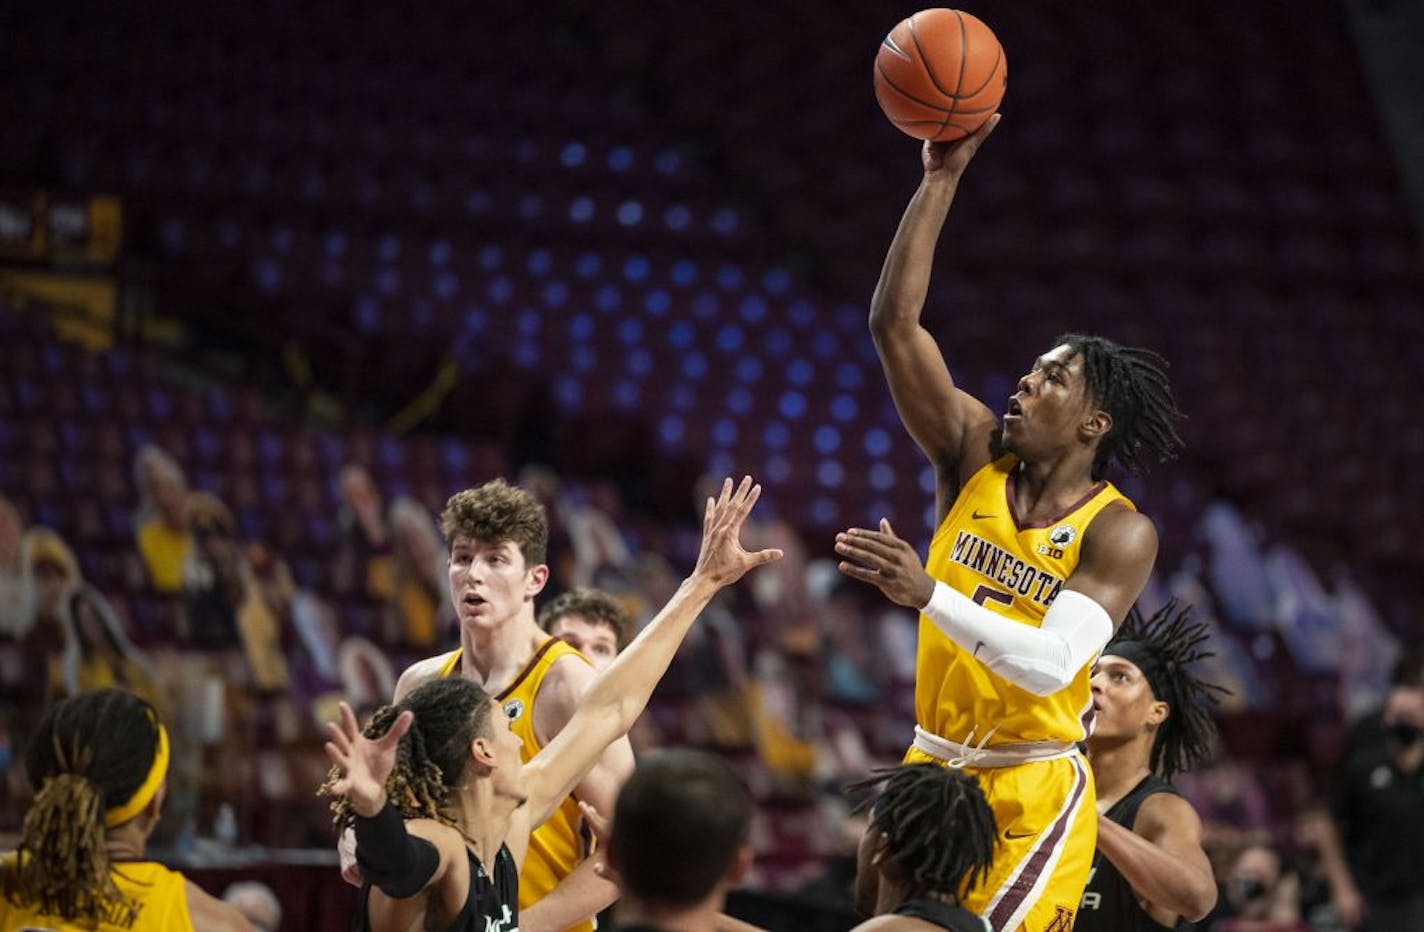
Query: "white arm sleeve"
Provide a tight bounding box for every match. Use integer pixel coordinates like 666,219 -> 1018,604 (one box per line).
919,584 -> 1113,696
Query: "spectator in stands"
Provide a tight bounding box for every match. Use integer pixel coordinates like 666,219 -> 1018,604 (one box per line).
1210,842 -> 1307,931
1314,653 -> 1424,930
183,492 -> 245,647
538,588 -> 632,672
0,688 -> 253,930
335,464 -> 394,604
132,445 -> 192,594
0,494 -> 35,640
338,636 -> 396,721
241,543 -> 295,693
24,528 -> 82,698
564,480 -> 633,589
387,497 -> 448,649
58,580 -> 162,708
222,881 -> 282,932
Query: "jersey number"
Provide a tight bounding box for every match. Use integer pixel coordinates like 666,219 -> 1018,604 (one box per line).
971,585 -> 1013,610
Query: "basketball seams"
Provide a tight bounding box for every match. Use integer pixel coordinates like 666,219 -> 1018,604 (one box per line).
905,13 -> 960,104
876,62 -> 955,117
960,42 -> 1004,99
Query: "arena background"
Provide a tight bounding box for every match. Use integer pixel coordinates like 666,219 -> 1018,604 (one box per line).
2,0 -> 1422,928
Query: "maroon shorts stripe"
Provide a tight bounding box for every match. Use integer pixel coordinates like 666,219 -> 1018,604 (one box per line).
986,756 -> 1089,929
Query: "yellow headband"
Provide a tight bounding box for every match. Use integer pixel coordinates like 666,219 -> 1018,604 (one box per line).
104,723 -> 169,828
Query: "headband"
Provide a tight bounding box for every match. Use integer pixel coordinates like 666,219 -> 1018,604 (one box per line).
104,722 -> 169,828
1102,640 -> 1167,701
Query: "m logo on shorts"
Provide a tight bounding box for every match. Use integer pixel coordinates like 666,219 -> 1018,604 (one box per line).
1044,905 -> 1075,932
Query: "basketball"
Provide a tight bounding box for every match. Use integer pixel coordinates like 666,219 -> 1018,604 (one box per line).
874,8 -> 1006,142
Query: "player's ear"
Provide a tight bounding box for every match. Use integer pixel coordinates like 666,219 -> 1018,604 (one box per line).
524,563 -> 549,600
727,844 -> 754,886
144,782 -> 167,827
470,736 -> 498,772
1146,699 -> 1169,727
1081,408 -> 1112,442
869,832 -> 891,867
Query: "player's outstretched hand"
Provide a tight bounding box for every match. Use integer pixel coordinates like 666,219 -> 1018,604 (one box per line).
692,476 -> 783,588
323,700 -> 413,818
923,113 -> 1000,178
835,518 -> 936,609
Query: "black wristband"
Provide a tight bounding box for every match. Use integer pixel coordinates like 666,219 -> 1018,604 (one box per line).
353,803 -> 440,898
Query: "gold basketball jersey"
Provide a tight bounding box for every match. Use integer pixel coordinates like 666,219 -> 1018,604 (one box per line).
440,638 -> 594,932
917,455 -> 1134,746
0,855 -> 193,931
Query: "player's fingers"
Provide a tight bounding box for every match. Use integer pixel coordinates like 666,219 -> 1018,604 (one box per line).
718,476 -> 734,509
731,481 -> 761,527
323,741 -> 347,769
380,710 -> 414,748
729,475 -> 753,514
748,548 -> 783,568
339,701 -> 360,739
837,561 -> 883,585
578,800 -> 609,840
325,721 -> 352,756
838,530 -> 900,563
834,536 -> 890,568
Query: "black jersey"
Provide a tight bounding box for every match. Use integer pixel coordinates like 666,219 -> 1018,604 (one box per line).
894,897 -> 991,931
356,843 -> 519,932
1077,775 -> 1192,931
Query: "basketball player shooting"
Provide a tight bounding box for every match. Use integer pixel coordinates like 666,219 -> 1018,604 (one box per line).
834,118 -> 1185,931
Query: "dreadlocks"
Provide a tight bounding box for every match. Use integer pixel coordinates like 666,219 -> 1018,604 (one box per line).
2,689 -> 162,925
1105,599 -> 1229,780
1054,333 -> 1185,479
847,763 -> 998,902
320,677 -> 495,832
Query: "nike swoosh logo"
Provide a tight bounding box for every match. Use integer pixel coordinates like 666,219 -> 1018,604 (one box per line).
1005,830 -> 1035,839
972,511 -> 995,520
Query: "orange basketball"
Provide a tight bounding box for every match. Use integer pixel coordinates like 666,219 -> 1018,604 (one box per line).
874,8 -> 1006,142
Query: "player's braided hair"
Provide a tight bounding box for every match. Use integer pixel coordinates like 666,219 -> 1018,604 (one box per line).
1055,333 -> 1185,479
847,764 -> 997,902
321,677 -> 495,831
1108,599 -> 1229,780
2,690 -> 162,925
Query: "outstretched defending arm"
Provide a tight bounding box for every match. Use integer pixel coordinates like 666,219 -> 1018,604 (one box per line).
836,508 -> 1156,696
870,117 -> 1003,517
520,477 -> 781,827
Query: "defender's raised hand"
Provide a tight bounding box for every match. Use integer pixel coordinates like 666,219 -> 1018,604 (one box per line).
323,701 -> 413,818
835,518 -> 936,609
693,476 -> 783,587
